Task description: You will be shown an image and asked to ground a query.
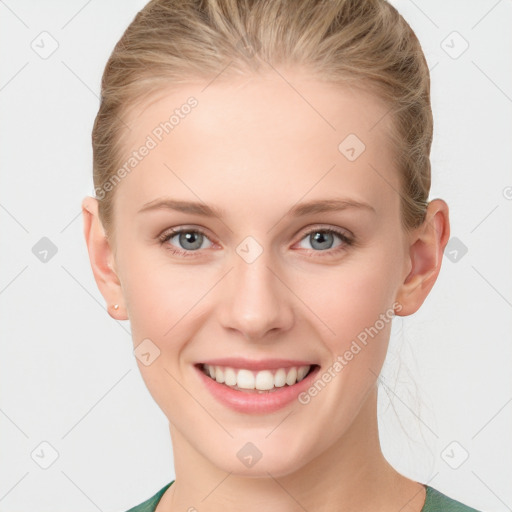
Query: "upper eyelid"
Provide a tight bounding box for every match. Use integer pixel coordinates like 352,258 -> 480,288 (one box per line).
159,225 -> 213,240
294,224 -> 353,244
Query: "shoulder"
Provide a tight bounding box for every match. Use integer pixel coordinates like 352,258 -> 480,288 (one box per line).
422,485 -> 483,512
124,481 -> 174,512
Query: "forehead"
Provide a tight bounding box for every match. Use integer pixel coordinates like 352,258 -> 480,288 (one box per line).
125,73 -> 393,150
115,72 -> 400,218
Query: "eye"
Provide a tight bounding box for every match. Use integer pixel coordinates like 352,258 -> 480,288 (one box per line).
158,225 -> 353,258
296,227 -> 353,253
159,227 -> 214,256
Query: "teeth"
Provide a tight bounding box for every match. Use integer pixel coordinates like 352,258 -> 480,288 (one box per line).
297,366 -> 308,381
202,364 -> 312,390
285,367 -> 297,386
255,370 -> 274,391
237,369 -> 255,389
224,367 -> 237,386
215,366 -> 225,384
274,368 -> 286,387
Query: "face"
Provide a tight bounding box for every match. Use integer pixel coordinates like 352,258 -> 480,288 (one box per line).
104,72 -> 412,476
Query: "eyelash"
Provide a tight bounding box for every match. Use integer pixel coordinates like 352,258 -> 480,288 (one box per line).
158,225 -> 354,259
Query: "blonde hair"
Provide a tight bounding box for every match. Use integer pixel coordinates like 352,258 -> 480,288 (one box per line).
92,0 -> 432,233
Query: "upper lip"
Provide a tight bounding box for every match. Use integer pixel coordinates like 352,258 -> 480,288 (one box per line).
198,357 -> 318,371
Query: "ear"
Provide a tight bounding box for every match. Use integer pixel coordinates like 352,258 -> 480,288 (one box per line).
81,196 -> 128,320
395,198 -> 450,316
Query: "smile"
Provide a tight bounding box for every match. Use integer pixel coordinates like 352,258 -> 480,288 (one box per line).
200,363 -> 314,393
195,359 -> 321,414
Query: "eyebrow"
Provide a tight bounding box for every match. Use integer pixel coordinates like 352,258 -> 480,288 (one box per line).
138,197 -> 376,217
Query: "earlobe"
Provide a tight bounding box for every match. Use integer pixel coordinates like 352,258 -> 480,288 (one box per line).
81,196 -> 128,320
395,199 -> 450,316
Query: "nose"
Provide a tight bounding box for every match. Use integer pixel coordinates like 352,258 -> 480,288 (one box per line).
217,248 -> 294,342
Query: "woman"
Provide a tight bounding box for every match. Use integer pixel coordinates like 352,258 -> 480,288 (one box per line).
82,0 -> 481,510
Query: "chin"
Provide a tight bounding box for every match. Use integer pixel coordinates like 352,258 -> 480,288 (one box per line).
201,434 -> 317,479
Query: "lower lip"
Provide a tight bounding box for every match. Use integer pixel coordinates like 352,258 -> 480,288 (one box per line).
195,364 -> 321,414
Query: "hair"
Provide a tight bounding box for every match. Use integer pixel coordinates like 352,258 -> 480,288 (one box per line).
92,0 -> 432,234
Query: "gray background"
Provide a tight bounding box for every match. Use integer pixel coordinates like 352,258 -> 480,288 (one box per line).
0,0 -> 511,511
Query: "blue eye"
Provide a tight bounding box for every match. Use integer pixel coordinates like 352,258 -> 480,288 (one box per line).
297,228 -> 353,252
159,228 -> 213,256
158,226 -> 353,258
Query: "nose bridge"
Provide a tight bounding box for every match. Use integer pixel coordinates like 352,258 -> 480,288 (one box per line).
218,238 -> 293,340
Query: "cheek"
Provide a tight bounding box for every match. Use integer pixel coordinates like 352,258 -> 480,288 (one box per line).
118,242 -> 219,347
127,275 -> 202,341
295,250 -> 401,347
290,253 -> 400,439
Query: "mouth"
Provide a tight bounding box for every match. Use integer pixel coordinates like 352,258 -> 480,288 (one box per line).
195,361 -> 320,394
194,358 -> 321,413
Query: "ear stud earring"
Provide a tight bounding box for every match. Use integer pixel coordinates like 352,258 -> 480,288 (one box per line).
113,304 -> 119,310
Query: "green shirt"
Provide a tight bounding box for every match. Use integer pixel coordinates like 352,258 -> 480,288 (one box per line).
125,481 -> 482,512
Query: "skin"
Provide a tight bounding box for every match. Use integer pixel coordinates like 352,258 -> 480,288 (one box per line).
82,70 -> 449,512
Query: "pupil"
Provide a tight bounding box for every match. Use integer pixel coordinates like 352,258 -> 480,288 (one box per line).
180,231 -> 202,250
311,231 -> 333,250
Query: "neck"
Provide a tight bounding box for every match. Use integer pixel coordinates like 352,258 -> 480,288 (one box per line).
159,387 -> 425,512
